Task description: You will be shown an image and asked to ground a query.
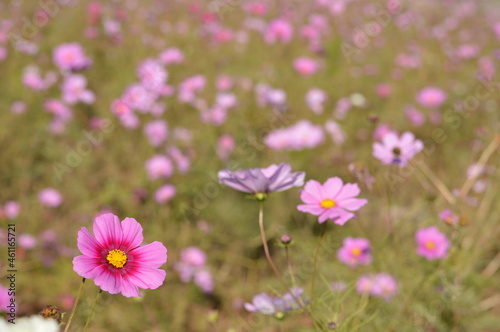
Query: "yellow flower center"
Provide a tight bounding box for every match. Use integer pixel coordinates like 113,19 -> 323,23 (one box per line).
106,249 -> 127,268
351,248 -> 362,256
424,241 -> 435,250
320,199 -> 336,209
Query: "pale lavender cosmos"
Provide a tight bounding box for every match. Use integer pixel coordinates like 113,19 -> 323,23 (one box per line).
306,88 -> 327,114
145,155 -> 173,180
19,234 -> 36,250
297,177 -> 368,225
356,273 -> 398,301
53,42 -> 92,71
175,247 -> 214,293
416,226 -> 450,260
439,209 -> 459,226
294,57 -> 319,76
245,287 -> 306,315
154,184 -> 176,205
265,120 -> 324,151
144,120 -> 168,147
218,163 -> 305,196
216,92 -> 238,110
337,237 -> 372,267
373,131 -> 424,167
38,188 -> 63,207
62,75 -> 95,105
159,47 -> 184,65
264,19 -> 293,44
3,201 -> 20,219
416,87 -> 447,108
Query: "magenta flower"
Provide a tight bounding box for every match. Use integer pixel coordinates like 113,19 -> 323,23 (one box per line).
154,184 -> 176,205
372,131 -> 423,167
159,47 -> 184,65
293,57 -> 319,76
53,42 -> 92,71
416,226 -> 450,260
416,87 -> 447,108
4,201 -> 20,219
0,284 -> 13,313
357,273 -> 398,301
144,120 -> 168,147
264,19 -> 293,44
218,163 -> 305,197
337,237 -> 372,267
297,177 -> 367,225
38,188 -> 63,207
73,213 -> 167,297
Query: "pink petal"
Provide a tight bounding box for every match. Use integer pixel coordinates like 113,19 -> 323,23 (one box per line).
339,198 -> 368,211
335,183 -> 361,201
77,227 -> 102,257
120,276 -> 142,297
303,180 -> 324,200
127,267 -> 166,290
73,255 -> 100,279
121,218 -> 144,250
93,213 -> 123,248
300,190 -> 320,204
130,241 -> 167,268
93,265 -> 121,294
297,204 -> 324,215
323,177 -> 343,198
333,210 -> 355,225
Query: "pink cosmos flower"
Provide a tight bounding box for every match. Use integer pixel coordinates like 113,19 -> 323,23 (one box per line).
404,105 -> 425,127
372,131 -> 423,167
154,184 -> 176,205
73,213 -> 167,297
144,120 -> 168,147
416,226 -> 450,260
356,273 -> 398,301
416,87 -> 447,108
19,234 -> 36,250
297,177 -> 368,225
53,42 -> 92,71
264,19 -> 293,44
4,201 -> 20,219
0,284 -> 13,313
265,120 -> 325,151
137,59 -> 167,92
216,134 -> 235,161
175,247 -> 214,293
62,75 -> 95,105
294,57 -> 319,76
218,163 -> 305,196
438,209 -> 459,226
159,47 -> 184,65
111,98 -> 132,117
337,237 -> 372,267
38,188 -> 63,207
10,101 -> 26,114
306,88 -> 327,114
324,120 -> 346,145
145,155 -> 173,180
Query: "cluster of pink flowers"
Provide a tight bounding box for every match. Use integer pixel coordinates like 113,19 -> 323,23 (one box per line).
175,247 -> 214,293
356,273 -> 398,301
265,120 -> 325,151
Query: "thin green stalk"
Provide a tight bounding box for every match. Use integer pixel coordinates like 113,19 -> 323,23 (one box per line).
83,289 -> 102,332
63,278 -> 86,332
309,222 -> 328,307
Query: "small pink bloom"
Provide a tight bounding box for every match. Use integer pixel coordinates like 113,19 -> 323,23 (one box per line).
294,57 -> 318,76
38,188 -> 63,207
145,155 -> 173,180
72,213 -> 167,297
438,209 -> 459,226
4,201 -> 20,219
306,88 -> 327,114
154,185 -> 176,205
416,87 -> 447,108
404,105 -> 425,127
181,247 -> 206,267
53,42 -> 92,71
356,273 -> 398,301
373,131 -> 423,167
111,98 -> 132,117
416,226 -> 450,260
337,237 -> 372,267
10,101 -> 26,114
159,47 -> 184,65
376,83 -> 392,98
19,234 -> 36,250
264,19 -> 293,44
217,134 -> 235,161
0,284 -> 13,312
144,120 -> 168,147
137,59 -> 167,92
62,75 -> 95,105
297,177 -> 368,225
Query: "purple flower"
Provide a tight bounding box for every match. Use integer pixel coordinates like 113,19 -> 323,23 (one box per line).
218,163 -> 305,197
244,293 -> 277,315
244,287 -> 307,315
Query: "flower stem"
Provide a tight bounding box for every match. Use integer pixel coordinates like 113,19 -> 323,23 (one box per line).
309,221 -> 328,307
63,278 -> 86,332
83,289 -> 102,332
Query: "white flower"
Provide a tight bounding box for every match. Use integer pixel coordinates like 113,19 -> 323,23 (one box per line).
0,316 -> 59,332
